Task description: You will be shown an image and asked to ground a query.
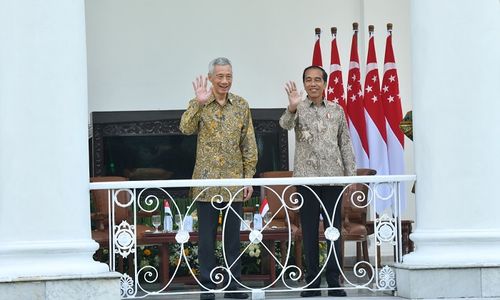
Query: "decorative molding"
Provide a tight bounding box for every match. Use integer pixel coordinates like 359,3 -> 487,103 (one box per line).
90,109 -> 288,177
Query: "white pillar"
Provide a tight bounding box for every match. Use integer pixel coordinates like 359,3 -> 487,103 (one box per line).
0,1 -> 118,298
396,0 -> 500,298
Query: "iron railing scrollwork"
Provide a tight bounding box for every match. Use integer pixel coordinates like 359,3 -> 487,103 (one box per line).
89,175 -> 415,298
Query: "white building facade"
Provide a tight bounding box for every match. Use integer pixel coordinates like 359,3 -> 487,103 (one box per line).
0,0 -> 499,299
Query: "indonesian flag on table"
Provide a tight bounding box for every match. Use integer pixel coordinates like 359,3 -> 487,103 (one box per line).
364,26 -> 390,213
346,23 -> 369,168
163,199 -> 172,216
327,27 -> 347,119
259,197 -> 270,216
382,24 -> 406,210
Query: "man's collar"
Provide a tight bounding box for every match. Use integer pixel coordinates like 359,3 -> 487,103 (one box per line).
306,97 -> 326,107
206,93 -> 233,105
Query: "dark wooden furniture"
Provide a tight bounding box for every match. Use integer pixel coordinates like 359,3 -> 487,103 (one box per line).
142,228 -> 290,286
259,171 -> 302,270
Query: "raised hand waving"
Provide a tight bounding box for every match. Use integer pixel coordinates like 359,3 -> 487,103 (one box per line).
285,81 -> 303,113
192,75 -> 212,105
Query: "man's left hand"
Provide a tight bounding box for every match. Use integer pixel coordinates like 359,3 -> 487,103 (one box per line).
243,186 -> 253,201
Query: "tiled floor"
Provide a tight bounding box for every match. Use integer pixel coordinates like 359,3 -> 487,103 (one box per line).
135,281 -> 397,299
144,291 -> 399,300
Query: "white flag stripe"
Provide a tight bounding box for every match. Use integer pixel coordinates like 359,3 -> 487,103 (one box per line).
366,62 -> 378,74
383,62 -> 397,72
365,111 -> 391,213
348,119 -> 370,168
330,64 -> 342,72
386,122 -> 405,174
386,120 -> 406,211
365,112 -> 389,174
349,61 -> 360,69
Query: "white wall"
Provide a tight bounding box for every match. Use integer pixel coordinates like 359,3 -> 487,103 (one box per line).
85,0 -> 411,111
85,0 -> 415,224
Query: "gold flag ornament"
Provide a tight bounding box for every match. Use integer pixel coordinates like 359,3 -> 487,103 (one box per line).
399,110 -> 413,141
399,110 -> 415,193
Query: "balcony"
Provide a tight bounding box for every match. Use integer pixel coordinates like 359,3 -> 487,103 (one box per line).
89,174 -> 415,299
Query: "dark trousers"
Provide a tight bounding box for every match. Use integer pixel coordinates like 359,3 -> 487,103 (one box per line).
197,201 -> 243,290
298,185 -> 343,288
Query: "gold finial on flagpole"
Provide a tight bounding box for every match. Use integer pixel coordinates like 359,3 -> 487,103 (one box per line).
353,22 -> 359,31
369,25 -> 375,33
331,27 -> 337,36
315,28 -> 321,35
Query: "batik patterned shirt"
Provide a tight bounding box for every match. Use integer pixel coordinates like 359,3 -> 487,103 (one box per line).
180,93 -> 258,202
279,98 -> 356,179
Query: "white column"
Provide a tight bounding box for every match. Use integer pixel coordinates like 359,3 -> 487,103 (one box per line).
0,0 -> 108,280
396,0 -> 500,298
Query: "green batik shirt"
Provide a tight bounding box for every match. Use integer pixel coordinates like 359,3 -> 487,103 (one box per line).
179,93 -> 258,202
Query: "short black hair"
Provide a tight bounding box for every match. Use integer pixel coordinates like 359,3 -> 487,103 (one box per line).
302,65 -> 328,82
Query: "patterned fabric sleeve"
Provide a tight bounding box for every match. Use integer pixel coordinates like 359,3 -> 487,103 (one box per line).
279,108 -> 297,130
179,99 -> 202,135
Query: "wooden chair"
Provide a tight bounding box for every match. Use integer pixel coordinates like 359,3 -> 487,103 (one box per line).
259,171 -> 303,269
341,168 -> 376,278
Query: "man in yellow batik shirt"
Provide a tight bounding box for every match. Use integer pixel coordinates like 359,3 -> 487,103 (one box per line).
180,57 -> 257,300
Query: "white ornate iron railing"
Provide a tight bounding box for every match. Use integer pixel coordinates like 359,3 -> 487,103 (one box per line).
89,175 -> 415,299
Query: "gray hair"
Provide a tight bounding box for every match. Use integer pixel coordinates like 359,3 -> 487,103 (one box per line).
208,57 -> 232,75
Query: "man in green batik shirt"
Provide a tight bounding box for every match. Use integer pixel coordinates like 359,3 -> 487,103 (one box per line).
180,57 -> 257,300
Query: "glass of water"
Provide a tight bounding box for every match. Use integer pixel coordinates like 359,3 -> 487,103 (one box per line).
243,212 -> 253,230
263,211 -> 272,225
152,214 -> 161,233
174,214 -> 182,231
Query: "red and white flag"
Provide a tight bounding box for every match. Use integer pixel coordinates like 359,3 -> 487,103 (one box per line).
364,27 -> 390,212
312,28 -> 323,67
327,27 -> 347,119
163,199 -> 172,216
346,24 -> 369,168
382,25 -> 406,210
259,197 -> 270,216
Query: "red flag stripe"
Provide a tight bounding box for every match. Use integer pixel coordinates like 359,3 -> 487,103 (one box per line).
346,28 -> 369,168
312,33 -> 323,67
382,33 -> 404,147
382,28 -> 406,211
327,32 -> 347,117
364,34 -> 387,143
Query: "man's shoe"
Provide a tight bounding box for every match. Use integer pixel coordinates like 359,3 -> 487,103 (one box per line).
300,290 -> 322,297
200,293 -> 215,300
328,289 -> 347,297
223,292 -> 249,299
